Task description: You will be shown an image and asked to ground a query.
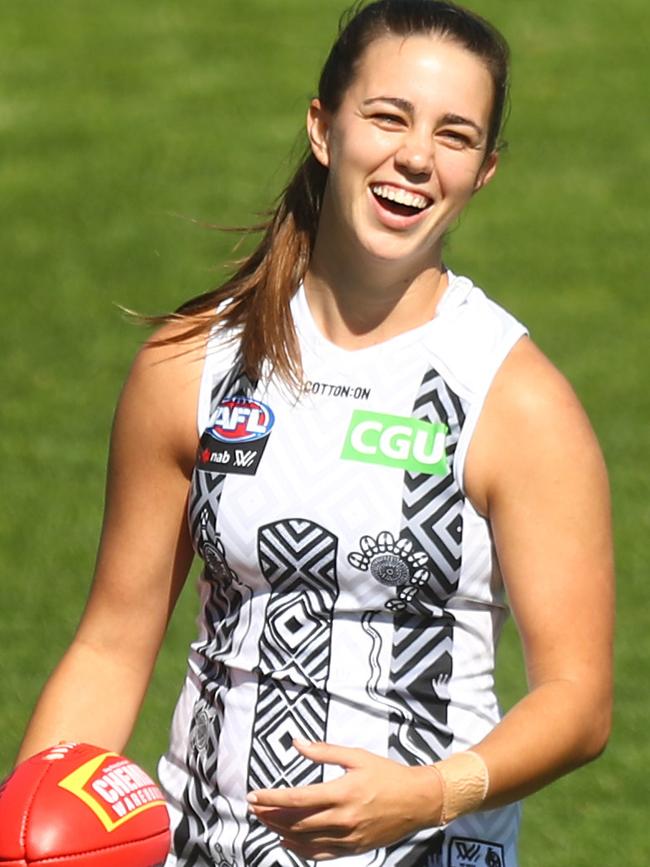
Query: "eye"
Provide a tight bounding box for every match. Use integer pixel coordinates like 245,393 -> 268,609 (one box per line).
373,112 -> 406,128
439,130 -> 473,148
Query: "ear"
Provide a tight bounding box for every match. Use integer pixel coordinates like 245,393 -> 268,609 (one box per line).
473,150 -> 499,193
307,99 -> 332,168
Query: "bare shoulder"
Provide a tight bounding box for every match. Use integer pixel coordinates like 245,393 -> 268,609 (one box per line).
485,336 -> 591,424
127,321 -> 206,393
114,320 -> 208,478
465,336 -> 608,516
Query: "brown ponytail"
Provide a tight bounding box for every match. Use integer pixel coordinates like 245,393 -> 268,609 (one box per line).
151,1 -> 509,388
149,152 -> 327,388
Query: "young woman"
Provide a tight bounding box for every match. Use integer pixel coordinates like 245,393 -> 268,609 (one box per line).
17,2 -> 614,865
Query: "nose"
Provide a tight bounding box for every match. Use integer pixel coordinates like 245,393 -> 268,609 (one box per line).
395,128 -> 434,178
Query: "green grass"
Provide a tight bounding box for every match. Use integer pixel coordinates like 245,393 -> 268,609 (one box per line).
1,1 -> 648,864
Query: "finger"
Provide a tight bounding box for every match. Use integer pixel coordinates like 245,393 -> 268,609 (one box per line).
281,837 -> 347,862
248,779 -> 336,809
252,806 -> 345,838
292,738 -> 367,769
249,805 -> 317,835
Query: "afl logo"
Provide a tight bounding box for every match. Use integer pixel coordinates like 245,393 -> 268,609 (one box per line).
209,397 -> 275,443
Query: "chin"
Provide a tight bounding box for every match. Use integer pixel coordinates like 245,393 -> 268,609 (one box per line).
361,234 -> 440,268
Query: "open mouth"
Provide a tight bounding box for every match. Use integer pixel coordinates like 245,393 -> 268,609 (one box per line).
370,183 -> 433,217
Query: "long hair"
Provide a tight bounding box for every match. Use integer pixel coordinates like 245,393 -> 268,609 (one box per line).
153,1 -> 510,388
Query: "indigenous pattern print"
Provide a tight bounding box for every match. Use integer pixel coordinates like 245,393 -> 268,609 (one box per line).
187,364 -> 252,543
387,367 -> 467,866
243,519 -> 340,867
401,366 -> 467,608
387,367 -> 467,764
172,365 -> 256,865
159,275 -> 528,867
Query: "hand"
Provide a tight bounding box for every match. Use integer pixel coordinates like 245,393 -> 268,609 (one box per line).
247,739 -> 442,861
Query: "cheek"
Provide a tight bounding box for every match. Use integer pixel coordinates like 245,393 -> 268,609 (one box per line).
436,151 -> 485,196
329,127 -> 392,177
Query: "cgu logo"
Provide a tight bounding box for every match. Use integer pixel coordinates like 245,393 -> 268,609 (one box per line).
209,398 -> 275,443
341,410 -> 448,476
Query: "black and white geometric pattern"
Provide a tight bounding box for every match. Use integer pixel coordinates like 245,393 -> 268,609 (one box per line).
173,364 -> 256,866
171,675 -> 230,866
242,519 -> 340,867
400,366 -> 467,612
187,362 -> 256,545
383,368 -> 469,866
172,510 -> 252,865
385,828 -> 445,867
381,610 -> 454,865
160,281 -> 527,865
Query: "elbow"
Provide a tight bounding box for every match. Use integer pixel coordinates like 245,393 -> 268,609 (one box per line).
578,698 -> 613,764
581,729 -> 610,765
588,719 -> 612,762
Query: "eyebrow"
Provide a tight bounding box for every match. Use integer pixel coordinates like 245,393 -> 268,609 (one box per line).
362,96 -> 415,115
442,112 -> 484,136
362,97 -> 484,136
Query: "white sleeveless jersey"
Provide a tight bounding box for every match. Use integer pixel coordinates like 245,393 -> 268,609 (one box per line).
159,272 -> 528,867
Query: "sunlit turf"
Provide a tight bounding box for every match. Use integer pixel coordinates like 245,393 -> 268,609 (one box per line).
1,1 -> 647,864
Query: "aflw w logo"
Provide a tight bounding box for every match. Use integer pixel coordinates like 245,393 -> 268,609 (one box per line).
457,841 -> 481,861
450,837 -> 504,867
234,449 -> 256,468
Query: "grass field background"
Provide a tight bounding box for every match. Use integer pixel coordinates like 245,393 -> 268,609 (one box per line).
1,1 -> 648,863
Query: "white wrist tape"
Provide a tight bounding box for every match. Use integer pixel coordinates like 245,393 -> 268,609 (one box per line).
431,750 -> 490,824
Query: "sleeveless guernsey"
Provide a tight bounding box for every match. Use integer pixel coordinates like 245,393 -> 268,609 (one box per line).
159,271 -> 528,867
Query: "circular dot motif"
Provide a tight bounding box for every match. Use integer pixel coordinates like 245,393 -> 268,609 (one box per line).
191,708 -> 211,752
370,554 -> 410,586
204,543 -> 230,581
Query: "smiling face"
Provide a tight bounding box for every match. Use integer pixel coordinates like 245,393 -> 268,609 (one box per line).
308,34 -> 499,273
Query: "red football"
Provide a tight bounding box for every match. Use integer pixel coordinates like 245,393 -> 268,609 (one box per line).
0,742 -> 170,867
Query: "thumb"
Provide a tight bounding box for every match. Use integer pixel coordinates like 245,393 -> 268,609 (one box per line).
293,738 -> 365,769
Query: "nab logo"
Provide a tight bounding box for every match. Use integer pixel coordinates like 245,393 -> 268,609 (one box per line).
209,397 -> 275,443
341,410 -> 448,476
196,396 -> 275,476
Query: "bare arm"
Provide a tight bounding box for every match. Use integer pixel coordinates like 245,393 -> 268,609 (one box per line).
16,328 -> 204,762
246,337 -> 614,859
465,337 -> 614,802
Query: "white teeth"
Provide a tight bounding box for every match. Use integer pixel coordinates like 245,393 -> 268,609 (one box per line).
371,184 -> 431,210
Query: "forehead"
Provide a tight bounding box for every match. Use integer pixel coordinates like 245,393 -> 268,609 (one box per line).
349,34 -> 494,117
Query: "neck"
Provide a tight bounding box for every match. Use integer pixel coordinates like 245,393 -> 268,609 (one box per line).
304,232 -> 448,350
